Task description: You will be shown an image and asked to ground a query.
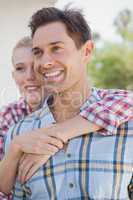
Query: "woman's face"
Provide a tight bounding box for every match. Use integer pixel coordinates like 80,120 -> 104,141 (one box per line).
12,46 -> 44,110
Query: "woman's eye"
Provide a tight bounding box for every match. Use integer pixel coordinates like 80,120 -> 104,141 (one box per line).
15,66 -> 25,72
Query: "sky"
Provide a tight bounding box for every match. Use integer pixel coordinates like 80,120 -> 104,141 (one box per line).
0,0 -> 133,106
56,0 -> 133,40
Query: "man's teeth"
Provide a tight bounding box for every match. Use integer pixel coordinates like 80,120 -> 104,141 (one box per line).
45,71 -> 62,78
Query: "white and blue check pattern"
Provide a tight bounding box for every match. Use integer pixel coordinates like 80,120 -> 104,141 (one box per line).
5,90 -> 133,200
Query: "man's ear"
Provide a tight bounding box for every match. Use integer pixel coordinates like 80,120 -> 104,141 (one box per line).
82,40 -> 94,62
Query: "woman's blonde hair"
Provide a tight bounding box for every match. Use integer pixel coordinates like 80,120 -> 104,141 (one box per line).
12,36 -> 32,64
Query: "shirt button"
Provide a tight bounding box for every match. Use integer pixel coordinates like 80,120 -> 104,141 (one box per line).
67,153 -> 71,158
69,183 -> 74,188
128,183 -> 133,199
129,183 -> 133,191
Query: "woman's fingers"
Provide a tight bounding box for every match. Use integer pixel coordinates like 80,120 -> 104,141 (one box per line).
15,134 -> 63,155
18,154 -> 50,183
18,154 -> 32,183
22,156 -> 49,183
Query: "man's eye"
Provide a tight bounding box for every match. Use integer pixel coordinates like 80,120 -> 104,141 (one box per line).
33,50 -> 42,57
52,46 -> 62,52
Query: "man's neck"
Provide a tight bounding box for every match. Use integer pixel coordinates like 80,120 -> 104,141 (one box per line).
50,78 -> 91,122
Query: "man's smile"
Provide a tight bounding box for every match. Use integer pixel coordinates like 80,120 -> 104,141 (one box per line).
43,68 -> 65,83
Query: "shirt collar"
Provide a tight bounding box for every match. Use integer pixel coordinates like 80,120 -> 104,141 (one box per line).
25,95 -> 56,123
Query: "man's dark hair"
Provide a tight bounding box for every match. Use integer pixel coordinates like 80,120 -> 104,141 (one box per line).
29,7 -> 92,49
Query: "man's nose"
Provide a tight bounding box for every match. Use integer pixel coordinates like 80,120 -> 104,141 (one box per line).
36,54 -> 54,74
41,53 -> 54,69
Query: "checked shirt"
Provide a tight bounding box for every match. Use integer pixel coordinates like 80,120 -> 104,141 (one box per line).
4,88 -> 133,200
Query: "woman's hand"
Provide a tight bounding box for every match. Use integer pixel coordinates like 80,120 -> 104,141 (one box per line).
18,153 -> 50,184
11,129 -> 63,156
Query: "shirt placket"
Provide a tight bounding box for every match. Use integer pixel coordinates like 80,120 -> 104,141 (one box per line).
63,141 -> 78,199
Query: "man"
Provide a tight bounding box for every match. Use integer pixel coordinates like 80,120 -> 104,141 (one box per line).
1,37 -> 132,200
0,38 -> 132,200
4,7 -> 133,199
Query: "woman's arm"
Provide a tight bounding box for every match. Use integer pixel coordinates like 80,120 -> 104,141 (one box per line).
0,127 -> 63,194
0,143 -> 21,194
0,88 -> 132,193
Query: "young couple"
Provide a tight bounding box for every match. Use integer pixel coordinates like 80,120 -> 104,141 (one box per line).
0,7 -> 133,200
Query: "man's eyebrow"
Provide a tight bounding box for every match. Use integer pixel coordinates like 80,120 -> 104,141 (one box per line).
32,41 -> 64,52
49,41 -> 64,46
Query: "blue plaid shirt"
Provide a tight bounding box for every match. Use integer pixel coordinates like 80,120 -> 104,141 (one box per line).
5,90 -> 133,200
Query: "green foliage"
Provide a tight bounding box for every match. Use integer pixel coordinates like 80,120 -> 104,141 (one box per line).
88,9 -> 133,90
114,9 -> 133,42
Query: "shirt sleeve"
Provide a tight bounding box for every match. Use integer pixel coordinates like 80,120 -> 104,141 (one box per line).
0,98 -> 27,160
0,108 -> 17,160
0,99 -> 26,135
80,88 -> 133,135
2,124 -> 24,200
0,192 -> 13,200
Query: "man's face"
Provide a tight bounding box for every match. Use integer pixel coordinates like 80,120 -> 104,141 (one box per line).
12,46 -> 44,109
33,22 -> 92,94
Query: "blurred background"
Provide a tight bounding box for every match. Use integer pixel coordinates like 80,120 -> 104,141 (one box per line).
0,0 -> 133,106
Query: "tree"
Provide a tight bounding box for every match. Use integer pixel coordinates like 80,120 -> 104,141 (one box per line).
114,9 -> 133,42
88,9 -> 133,90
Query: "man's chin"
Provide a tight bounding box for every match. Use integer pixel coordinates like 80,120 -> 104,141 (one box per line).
45,82 -> 66,92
